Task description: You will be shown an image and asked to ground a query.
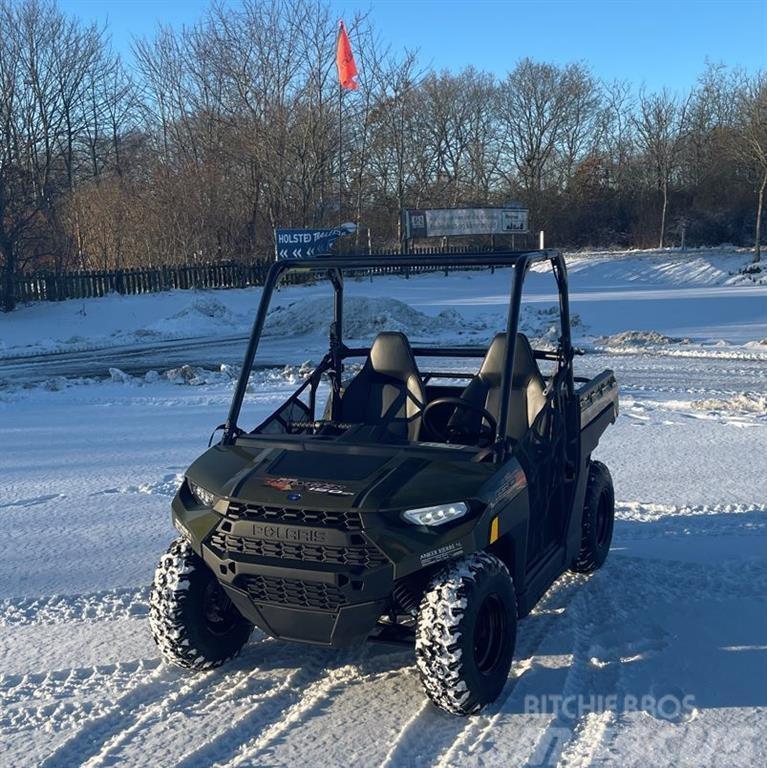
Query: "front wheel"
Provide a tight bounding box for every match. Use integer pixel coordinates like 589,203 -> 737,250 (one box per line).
571,460 -> 615,573
149,538 -> 253,670
415,552 -> 517,716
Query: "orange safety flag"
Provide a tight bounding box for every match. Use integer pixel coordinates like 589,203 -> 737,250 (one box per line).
336,20 -> 358,90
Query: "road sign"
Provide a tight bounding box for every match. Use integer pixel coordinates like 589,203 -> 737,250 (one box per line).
275,224 -> 355,260
404,206 -> 529,239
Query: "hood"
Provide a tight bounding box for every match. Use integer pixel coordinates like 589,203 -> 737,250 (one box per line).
186,436 -> 495,514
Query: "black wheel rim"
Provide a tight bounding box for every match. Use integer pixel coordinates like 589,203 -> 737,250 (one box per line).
596,491 -> 611,547
473,593 -> 506,674
202,580 -> 240,636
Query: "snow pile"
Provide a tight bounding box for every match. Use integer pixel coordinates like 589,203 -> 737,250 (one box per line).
264,296 -> 488,340
263,295 -> 580,346
97,472 -> 186,498
102,361 -> 316,389
596,330 -> 692,348
108,367 -> 134,383
520,305 -> 584,345
139,297 -> 248,337
161,363 -> 239,386
691,391 -> 767,415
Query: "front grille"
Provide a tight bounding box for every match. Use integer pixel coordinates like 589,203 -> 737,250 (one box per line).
226,503 -> 362,531
209,531 -> 388,569
237,574 -> 346,611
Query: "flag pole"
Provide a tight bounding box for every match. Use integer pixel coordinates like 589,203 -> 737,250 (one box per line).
336,19 -> 357,228
338,83 -> 343,227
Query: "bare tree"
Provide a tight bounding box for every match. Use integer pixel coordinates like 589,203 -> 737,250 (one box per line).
498,59 -> 571,204
556,63 -> 603,189
733,74 -> 767,262
496,58 -> 604,230
598,80 -> 636,191
0,0 -> 113,309
634,88 -> 691,247
366,50 -> 423,245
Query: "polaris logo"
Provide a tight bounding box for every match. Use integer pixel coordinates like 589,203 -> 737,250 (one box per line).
251,524 -> 327,544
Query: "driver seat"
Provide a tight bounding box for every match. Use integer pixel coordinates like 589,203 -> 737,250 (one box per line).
337,332 -> 426,440
450,333 -> 547,442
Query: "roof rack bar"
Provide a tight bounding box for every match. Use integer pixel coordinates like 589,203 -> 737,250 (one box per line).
271,248 -> 558,272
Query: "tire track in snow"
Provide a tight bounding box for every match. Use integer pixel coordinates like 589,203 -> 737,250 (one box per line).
477,575 -> 612,768
219,663 -> 368,768
79,665 -> 226,768
0,586 -> 149,627
614,502 -> 767,542
439,563 -> 641,768
0,660 -> 160,734
516,547 -> 741,767
378,699 -> 432,768
0,659 -> 154,708
543,573 -> 623,767
175,646 -> 363,768
38,663 -> 176,768
551,552 -> 689,768
82,649 -> 279,765
38,651 -> 248,768
86,637 -> 316,768
203,644 -> 414,768
616,500 -> 767,522
554,711 -> 615,767
446,591 -> 592,768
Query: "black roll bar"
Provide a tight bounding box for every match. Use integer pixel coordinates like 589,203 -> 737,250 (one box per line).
222,248 -> 571,463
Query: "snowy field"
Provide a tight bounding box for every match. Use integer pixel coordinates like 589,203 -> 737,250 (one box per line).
0,247 -> 766,767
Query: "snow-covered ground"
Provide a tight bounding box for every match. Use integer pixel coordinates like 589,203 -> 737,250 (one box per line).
0,247 -> 766,767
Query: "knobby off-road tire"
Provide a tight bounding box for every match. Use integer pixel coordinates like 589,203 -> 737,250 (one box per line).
415,552 -> 517,716
149,538 -> 253,670
571,460 -> 615,574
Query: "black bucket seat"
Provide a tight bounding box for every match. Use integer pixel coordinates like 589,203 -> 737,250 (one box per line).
449,333 -> 546,442
338,332 -> 426,441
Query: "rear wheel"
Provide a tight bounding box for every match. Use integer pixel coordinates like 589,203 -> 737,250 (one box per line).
571,460 -> 615,573
149,538 -> 253,670
415,552 -> 517,715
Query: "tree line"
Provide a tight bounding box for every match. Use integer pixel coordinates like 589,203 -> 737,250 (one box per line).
1,0 -> 765,311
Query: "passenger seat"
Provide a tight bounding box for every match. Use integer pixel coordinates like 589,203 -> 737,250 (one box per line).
450,333 -> 547,442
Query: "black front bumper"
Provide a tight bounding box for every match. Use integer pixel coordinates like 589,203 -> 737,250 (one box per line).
200,501 -> 395,647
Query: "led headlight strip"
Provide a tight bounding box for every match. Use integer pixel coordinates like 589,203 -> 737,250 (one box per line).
188,480 -> 218,508
402,502 -> 468,527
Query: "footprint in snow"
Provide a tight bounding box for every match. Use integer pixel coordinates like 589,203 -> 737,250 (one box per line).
0,493 -> 63,510
92,473 -> 184,498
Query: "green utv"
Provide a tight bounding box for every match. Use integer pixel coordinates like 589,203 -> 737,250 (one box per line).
150,249 -> 619,716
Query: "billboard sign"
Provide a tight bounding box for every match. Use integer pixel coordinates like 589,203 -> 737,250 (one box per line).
404,206 -> 528,239
275,223 -> 355,259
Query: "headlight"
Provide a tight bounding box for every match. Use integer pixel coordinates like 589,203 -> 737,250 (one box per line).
402,502 -> 468,527
189,480 -> 218,508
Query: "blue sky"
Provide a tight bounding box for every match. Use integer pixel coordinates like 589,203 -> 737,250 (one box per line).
60,0 -> 766,90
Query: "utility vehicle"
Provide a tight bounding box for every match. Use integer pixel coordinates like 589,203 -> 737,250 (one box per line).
150,249 -> 619,715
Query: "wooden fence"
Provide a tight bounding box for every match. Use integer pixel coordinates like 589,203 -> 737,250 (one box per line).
12,261 -> 276,303
8,246 -> 507,305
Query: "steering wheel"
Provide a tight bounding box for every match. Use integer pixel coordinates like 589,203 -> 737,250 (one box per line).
422,397 -> 498,448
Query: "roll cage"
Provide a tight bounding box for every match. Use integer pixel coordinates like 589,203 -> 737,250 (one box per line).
223,249 -> 575,463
